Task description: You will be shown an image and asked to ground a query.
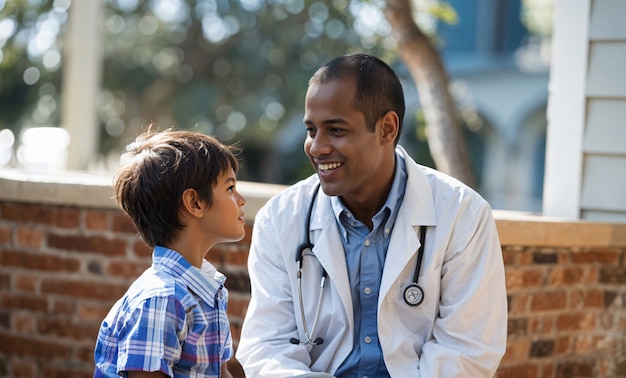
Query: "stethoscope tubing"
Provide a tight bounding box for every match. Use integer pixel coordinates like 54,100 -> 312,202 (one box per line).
293,182 -> 427,345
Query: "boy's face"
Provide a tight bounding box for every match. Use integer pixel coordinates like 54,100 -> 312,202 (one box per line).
201,167 -> 246,246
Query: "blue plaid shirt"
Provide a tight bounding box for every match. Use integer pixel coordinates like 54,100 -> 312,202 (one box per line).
94,246 -> 232,377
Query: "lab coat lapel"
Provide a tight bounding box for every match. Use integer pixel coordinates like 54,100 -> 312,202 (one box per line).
380,146 -> 437,301
309,190 -> 354,327
380,212 -> 420,300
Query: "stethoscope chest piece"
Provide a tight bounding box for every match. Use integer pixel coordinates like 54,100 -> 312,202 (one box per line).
403,226 -> 427,307
403,283 -> 424,306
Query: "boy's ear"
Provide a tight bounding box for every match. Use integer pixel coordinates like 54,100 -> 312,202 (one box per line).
180,188 -> 204,218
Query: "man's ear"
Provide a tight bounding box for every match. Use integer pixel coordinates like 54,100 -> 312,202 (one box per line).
379,111 -> 399,145
180,188 -> 204,219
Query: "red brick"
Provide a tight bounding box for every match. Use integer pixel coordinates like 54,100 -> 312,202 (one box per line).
14,273 -> 38,292
227,295 -> 250,320
531,291 -> 567,311
11,312 -> 35,333
0,312 -> 7,329
0,332 -> 71,358
554,336 -> 572,355
0,272 -> 9,290
51,299 -> 76,316
112,213 -> 138,234
556,359 -> 594,378
501,339 -> 531,364
502,248 -> 517,265
569,289 -> 605,309
224,248 -> 249,267
598,312 -> 615,331
1,293 -> 48,312
47,234 -> 127,256
206,249 -> 225,267
41,278 -> 128,301
84,209 -> 109,230
571,249 -> 620,264
37,318 -> 100,342
508,293 -> 530,314
575,335 -> 618,354
615,358 -> 626,376
132,239 -> 151,258
0,203 -> 54,224
15,227 -> 43,248
599,267 -> 626,284
528,316 -> 555,334
542,363 -> 555,378
74,344 -> 96,365
597,357 -> 612,378
9,358 -> 37,378
1,250 -> 80,272
506,268 -> 545,290
507,317 -> 527,336
557,312 -> 596,332
548,266 -> 584,286
54,207 -> 80,228
495,363 -> 539,378
42,365 -> 93,378
106,260 -> 149,279
0,226 -> 11,244
77,302 -> 111,322
618,314 -> 626,331
517,250 -> 534,265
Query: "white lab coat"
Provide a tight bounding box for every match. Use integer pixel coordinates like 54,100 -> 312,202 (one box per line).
236,146 -> 507,378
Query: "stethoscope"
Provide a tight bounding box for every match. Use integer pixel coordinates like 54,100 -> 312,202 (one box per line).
289,184 -> 427,346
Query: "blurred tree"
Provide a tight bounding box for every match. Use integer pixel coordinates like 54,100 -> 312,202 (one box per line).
0,0 -> 483,186
385,0 -> 476,188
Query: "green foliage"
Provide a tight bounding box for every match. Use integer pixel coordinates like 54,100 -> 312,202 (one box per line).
427,1 -> 458,25
0,0 -> 439,183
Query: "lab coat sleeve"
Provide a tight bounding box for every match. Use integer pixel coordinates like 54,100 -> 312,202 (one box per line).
419,201 -> 507,377
236,202 -> 317,377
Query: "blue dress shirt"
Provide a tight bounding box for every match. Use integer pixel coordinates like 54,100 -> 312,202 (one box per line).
332,154 -> 407,378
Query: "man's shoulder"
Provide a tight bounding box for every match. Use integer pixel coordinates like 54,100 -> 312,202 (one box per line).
404,156 -> 490,211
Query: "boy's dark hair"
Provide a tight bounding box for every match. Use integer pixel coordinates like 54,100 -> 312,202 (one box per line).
114,128 -> 239,248
309,53 -> 406,145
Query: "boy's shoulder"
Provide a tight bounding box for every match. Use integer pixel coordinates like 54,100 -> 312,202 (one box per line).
121,267 -> 188,311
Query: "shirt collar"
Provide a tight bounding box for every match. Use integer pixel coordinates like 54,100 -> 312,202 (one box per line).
152,246 -> 226,307
331,152 -> 408,238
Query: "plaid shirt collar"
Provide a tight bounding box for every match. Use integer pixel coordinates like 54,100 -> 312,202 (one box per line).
152,245 -> 226,307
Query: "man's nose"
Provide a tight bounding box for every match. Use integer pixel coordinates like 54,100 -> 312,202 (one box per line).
307,133 -> 331,156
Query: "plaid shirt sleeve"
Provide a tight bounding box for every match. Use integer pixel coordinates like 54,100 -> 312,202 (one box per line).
96,295 -> 186,377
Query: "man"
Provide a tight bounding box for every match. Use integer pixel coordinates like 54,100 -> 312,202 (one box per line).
236,53 -> 507,377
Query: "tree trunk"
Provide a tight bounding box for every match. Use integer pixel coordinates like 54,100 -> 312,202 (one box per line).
384,0 -> 477,189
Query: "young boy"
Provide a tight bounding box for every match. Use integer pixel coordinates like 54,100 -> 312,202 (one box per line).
94,129 -> 246,378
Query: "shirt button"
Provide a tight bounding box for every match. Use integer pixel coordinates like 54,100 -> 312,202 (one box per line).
364,287 -> 371,295
364,239 -> 370,247
385,227 -> 390,234
364,336 -> 371,343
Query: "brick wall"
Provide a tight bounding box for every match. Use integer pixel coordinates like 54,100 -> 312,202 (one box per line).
1,199 -> 625,377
